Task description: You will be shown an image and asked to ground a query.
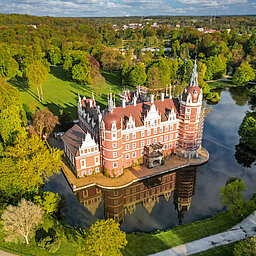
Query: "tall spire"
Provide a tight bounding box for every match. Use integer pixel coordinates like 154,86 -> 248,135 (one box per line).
108,88 -> 115,112
188,60 -> 198,87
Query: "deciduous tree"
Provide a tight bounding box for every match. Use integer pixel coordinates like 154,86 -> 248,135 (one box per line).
32,108 -> 59,138
232,62 -> 255,86
2,199 -> 43,244
78,219 -> 127,256
26,60 -> 48,102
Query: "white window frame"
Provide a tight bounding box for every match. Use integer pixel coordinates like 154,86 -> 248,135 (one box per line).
126,134 -> 129,140
154,128 -> 157,134
165,125 -> 169,132
165,135 -> 168,141
113,162 -> 118,168
141,141 -> 145,147
159,136 -> 163,142
141,131 -> 145,137
153,138 -> 157,144
113,142 -> 117,148
126,153 -> 130,159
133,132 -> 136,139
133,143 -> 136,149
113,152 -> 117,158
132,152 -> 136,158
147,139 -> 151,145
147,129 -> 151,135
160,126 -> 163,133
170,134 -> 173,139
81,159 -> 86,167
126,144 -> 129,150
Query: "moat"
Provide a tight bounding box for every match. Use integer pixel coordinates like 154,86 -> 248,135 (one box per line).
45,86 -> 256,233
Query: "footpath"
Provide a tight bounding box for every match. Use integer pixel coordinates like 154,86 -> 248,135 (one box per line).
149,211 -> 256,256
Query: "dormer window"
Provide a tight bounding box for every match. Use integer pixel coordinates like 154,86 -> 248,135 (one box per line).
112,122 -> 117,131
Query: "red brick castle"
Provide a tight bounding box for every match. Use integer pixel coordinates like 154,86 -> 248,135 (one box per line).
62,61 -> 204,178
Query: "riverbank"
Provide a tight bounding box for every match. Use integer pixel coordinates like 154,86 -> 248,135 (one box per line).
61,148 -> 209,192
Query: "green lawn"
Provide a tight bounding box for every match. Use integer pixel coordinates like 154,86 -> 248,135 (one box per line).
193,242 -> 237,256
9,66 -> 123,119
122,212 -> 237,256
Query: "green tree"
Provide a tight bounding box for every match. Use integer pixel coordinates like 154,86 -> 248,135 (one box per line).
0,134 -> 62,196
48,46 -> 62,65
2,199 -> 43,244
128,62 -> 146,87
238,111 -> 256,150
232,62 -> 255,86
72,55 -> 92,85
146,66 -> 161,90
0,78 -> 26,147
220,177 -> 246,219
78,219 -> 127,256
34,191 -> 61,215
26,60 -> 48,102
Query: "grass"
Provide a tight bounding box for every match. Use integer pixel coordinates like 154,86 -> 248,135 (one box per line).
122,211 -> 238,256
207,80 -> 237,90
193,242 -> 237,256
8,66 -> 123,119
0,218 -> 84,256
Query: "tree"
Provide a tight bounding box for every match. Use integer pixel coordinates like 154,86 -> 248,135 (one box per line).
0,134 -> 62,196
232,62 -> 255,86
234,236 -> 256,256
26,60 -> 48,102
220,177 -> 246,219
0,78 -> 26,147
128,62 -> 147,87
238,111 -> 256,150
72,55 -> 92,85
32,108 -> 59,138
34,191 -> 60,215
78,219 -> 127,256
101,48 -> 124,72
90,69 -> 107,97
2,199 -> 43,244
146,66 -> 161,90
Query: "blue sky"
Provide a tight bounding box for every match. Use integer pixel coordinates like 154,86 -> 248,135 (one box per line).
0,0 -> 255,17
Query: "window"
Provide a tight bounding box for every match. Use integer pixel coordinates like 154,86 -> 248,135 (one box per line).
133,143 -> 136,149
141,131 -> 145,137
133,132 -> 136,139
95,167 -> 99,173
147,129 -> 151,135
175,133 -> 178,138
185,125 -> 188,130
141,150 -> 144,155
165,135 -> 168,141
126,198 -> 130,203
175,141 -> 178,146
125,153 -> 130,159
186,108 -> 191,113
81,159 -> 86,167
140,193 -> 144,199
112,132 -> 117,139
185,115 -> 190,120
153,138 -> 157,144
159,136 -> 163,142
113,152 -> 117,157
82,171 -> 86,176
147,139 -> 151,145
170,134 -> 173,140
95,156 -> 99,164
154,128 -> 157,134
113,143 -> 117,148
170,125 -> 173,130
154,119 -> 157,125
114,190 -> 118,196
140,185 -> 144,190
114,200 -> 118,205
164,144 -> 168,149
132,152 -> 136,158
87,148 -> 91,153
169,143 -> 172,148
165,125 -> 169,131
126,189 -> 130,195
141,141 -> 144,147
113,162 -> 118,168
160,126 -> 163,133
126,144 -> 129,150
80,149 -> 84,155
89,169 -> 93,175
126,134 -> 129,140
112,123 -> 117,130
114,208 -> 118,213
132,187 -> 136,192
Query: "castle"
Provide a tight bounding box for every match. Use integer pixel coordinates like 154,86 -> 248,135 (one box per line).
62,61 -> 204,178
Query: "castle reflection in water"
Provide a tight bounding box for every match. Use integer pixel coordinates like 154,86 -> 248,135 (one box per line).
75,167 -> 197,224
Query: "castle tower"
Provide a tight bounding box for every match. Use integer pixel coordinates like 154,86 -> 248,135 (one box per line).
174,167 -> 197,224
177,61 -> 204,159
100,91 -> 123,177
102,189 -> 124,223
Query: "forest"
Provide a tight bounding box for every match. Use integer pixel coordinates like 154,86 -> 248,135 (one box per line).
0,13 -> 255,256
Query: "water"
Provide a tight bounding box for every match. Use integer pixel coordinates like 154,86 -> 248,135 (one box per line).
44,87 -> 256,233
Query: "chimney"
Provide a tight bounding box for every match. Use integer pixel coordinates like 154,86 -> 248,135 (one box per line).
161,92 -> 165,102
150,94 -> 154,104
89,99 -> 93,108
122,98 -> 126,108
134,96 -> 137,106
